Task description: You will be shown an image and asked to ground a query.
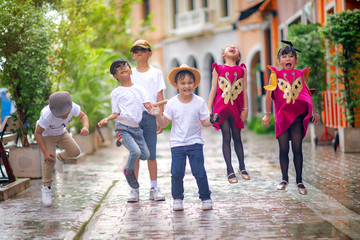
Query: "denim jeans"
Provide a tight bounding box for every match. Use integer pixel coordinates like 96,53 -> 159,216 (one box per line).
139,111 -> 157,160
115,122 -> 150,172
170,143 -> 211,200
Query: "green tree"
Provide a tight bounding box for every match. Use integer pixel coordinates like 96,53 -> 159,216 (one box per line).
287,23 -> 327,116
50,0 -> 144,132
320,10 -> 360,127
0,0 -> 54,147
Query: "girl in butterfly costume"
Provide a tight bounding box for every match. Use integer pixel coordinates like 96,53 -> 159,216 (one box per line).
208,45 -> 250,184
262,41 -> 320,195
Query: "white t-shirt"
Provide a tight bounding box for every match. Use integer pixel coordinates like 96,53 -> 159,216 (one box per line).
163,94 -> 210,148
111,84 -> 150,125
37,103 -> 81,136
131,66 -> 166,104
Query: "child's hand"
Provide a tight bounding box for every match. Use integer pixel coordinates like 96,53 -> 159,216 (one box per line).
312,112 -> 320,125
97,118 -> 108,127
80,126 -> 89,136
241,110 -> 248,122
44,151 -> 55,163
262,114 -> 270,126
157,124 -> 163,134
210,113 -> 219,124
149,106 -> 161,116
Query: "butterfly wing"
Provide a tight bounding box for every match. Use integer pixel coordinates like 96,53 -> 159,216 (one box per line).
290,77 -> 303,104
218,76 -> 232,104
277,78 -> 292,104
229,77 -> 244,105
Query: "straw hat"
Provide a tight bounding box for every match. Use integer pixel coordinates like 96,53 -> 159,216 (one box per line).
168,64 -> 201,88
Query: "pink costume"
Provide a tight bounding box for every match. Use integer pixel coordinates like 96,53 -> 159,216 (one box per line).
212,63 -> 246,130
265,65 -> 314,139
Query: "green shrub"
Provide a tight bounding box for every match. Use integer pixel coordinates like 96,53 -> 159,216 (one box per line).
247,115 -> 275,134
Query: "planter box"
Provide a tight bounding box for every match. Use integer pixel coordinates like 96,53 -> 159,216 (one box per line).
96,126 -> 115,147
73,133 -> 95,155
9,144 -> 44,178
338,127 -> 360,153
0,178 -> 30,201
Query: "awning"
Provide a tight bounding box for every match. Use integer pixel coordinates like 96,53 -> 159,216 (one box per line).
232,0 -> 269,30
238,0 -> 265,21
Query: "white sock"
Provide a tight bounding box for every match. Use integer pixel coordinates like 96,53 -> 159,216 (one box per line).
151,180 -> 157,189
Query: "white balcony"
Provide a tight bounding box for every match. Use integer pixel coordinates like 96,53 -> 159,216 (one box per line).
174,8 -> 214,36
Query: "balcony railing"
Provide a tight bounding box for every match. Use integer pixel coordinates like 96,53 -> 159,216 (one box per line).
174,8 -> 214,36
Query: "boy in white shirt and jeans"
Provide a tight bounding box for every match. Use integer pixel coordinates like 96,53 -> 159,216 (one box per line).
130,39 -> 166,202
150,64 -> 219,211
98,58 -> 165,199
35,91 -> 89,207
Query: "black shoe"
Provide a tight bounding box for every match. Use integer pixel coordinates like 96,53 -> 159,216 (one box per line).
124,169 -> 139,189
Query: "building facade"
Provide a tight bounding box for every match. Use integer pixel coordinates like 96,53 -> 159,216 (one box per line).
129,0 -> 359,121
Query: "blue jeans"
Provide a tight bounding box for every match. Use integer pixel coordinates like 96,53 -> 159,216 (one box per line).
139,111 -> 157,160
171,144 -> 211,200
115,122 -> 150,172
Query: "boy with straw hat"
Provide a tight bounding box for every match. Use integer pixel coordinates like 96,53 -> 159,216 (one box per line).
150,64 -> 219,211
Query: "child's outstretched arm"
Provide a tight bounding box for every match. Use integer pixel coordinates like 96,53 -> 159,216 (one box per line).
77,111 -> 89,136
262,75 -> 273,126
207,68 -> 219,113
310,98 -> 320,125
156,90 -> 165,134
201,113 -> 219,127
149,105 -> 170,129
98,113 -> 120,127
241,68 -> 249,122
35,125 -> 55,163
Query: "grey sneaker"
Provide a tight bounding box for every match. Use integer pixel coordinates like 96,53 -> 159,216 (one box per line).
173,199 -> 184,211
127,188 -> 139,202
123,169 -> 139,189
41,185 -> 52,207
202,199 -> 213,210
149,187 -> 165,201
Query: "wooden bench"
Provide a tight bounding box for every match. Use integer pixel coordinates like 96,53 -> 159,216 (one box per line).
0,116 -> 20,182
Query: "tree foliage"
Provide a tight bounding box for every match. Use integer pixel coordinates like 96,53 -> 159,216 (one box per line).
51,0 -> 142,132
0,0 -> 54,147
320,9 -> 360,127
287,23 -> 327,116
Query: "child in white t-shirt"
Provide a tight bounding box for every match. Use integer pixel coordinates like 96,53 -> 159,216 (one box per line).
98,58 -> 160,200
130,39 -> 166,202
150,64 -> 219,211
35,91 -> 89,207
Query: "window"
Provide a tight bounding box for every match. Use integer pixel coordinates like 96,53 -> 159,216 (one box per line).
188,0 -> 194,11
288,16 -> 301,27
142,0 -> 150,20
172,0 -> 178,29
220,0 -> 229,18
202,0 -> 208,8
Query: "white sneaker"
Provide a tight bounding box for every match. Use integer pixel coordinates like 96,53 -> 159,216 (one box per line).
202,199 -> 213,210
41,185 -> 52,207
54,157 -> 64,173
149,187 -> 165,201
173,199 -> 184,211
127,188 -> 139,202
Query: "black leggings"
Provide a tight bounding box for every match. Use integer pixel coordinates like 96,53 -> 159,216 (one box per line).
220,117 -> 245,175
277,116 -> 304,184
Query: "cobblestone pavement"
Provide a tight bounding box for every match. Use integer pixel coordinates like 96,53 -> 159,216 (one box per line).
1,128 -> 359,240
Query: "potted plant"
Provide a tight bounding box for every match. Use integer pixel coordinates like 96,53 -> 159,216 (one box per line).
287,23 -> 327,144
0,0 -> 54,177
321,9 -> 360,152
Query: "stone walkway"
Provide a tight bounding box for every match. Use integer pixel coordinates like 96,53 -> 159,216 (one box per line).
0,128 -> 359,239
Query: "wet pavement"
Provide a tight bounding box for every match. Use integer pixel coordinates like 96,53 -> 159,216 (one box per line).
0,127 -> 359,239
